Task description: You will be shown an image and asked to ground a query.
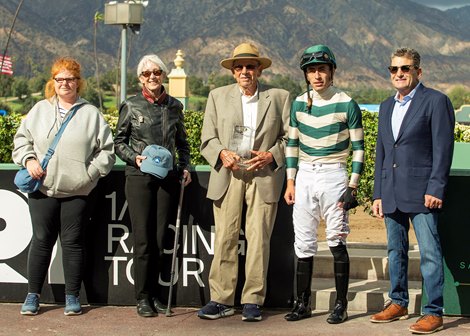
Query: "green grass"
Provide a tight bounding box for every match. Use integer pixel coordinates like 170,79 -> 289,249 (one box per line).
103,94 -> 119,110
188,95 -> 207,111
7,100 -> 23,112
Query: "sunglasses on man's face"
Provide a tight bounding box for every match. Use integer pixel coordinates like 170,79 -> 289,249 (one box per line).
141,69 -> 163,77
387,65 -> 417,74
232,64 -> 258,72
232,64 -> 258,71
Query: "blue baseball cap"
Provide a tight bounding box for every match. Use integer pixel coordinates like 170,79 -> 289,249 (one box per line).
140,145 -> 173,179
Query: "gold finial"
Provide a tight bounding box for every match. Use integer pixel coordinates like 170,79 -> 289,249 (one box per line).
174,50 -> 185,69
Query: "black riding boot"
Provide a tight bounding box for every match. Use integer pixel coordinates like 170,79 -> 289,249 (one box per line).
285,257 -> 313,322
327,244 -> 349,324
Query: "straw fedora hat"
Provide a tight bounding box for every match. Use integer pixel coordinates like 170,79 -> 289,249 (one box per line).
220,42 -> 272,70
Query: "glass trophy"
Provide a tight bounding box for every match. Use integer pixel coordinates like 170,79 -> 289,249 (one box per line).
228,125 -> 255,169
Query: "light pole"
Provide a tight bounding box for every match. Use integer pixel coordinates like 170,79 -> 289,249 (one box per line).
104,1 -> 144,103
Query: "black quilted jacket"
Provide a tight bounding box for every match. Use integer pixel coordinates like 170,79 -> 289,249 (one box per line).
114,92 -> 190,175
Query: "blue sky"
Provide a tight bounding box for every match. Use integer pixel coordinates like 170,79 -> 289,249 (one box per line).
410,0 -> 470,10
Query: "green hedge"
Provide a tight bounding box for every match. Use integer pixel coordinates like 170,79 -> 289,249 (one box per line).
183,110 -> 206,165
356,111 -> 379,211
100,109 -> 207,165
0,113 -> 22,163
2,110 -> 469,209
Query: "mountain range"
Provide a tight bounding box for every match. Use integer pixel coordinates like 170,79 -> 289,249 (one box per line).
1,0 -> 469,91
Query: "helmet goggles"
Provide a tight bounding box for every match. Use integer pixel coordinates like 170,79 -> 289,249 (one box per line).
300,51 -> 335,70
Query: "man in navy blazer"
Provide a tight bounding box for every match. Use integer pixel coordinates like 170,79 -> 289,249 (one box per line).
370,48 -> 455,334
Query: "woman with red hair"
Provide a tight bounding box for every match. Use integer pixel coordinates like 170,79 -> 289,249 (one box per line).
12,56 -> 115,316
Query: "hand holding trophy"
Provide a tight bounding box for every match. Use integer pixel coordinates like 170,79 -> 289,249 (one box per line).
228,125 -> 255,169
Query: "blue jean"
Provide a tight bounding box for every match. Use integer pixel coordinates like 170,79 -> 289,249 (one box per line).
384,210 -> 443,316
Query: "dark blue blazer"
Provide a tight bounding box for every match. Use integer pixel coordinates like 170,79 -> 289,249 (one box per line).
373,83 -> 455,214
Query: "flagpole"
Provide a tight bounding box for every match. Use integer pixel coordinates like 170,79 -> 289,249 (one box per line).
1,0 -> 24,76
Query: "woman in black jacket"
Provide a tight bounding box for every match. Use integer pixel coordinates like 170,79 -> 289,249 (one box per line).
114,54 -> 191,317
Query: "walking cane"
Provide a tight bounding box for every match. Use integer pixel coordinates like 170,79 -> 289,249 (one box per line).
166,177 -> 185,317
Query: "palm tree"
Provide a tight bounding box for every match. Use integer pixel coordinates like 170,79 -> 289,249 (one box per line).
93,11 -> 104,110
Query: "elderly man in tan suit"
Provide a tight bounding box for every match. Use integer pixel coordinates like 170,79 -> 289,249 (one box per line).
198,42 -> 290,322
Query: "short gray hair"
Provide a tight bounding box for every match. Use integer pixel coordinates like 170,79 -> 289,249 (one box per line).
391,48 -> 421,68
136,54 -> 168,76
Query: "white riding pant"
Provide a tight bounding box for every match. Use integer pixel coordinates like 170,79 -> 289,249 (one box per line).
293,162 -> 350,258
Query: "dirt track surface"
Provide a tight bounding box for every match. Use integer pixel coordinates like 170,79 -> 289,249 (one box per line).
319,207 -> 418,245
0,304 -> 468,336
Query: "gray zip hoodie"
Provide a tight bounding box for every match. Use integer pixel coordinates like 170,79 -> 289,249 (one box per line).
12,96 -> 115,197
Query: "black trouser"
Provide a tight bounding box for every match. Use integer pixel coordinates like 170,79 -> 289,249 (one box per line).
125,173 -> 178,301
27,191 -> 89,296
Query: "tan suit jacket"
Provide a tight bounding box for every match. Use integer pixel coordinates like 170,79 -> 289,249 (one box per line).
200,83 -> 290,203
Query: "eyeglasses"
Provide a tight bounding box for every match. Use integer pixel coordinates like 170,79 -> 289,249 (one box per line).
301,51 -> 331,65
232,64 -> 258,71
141,69 -> 163,77
387,65 -> 417,74
54,77 -> 78,84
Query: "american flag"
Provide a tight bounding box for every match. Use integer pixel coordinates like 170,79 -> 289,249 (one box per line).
0,55 -> 13,75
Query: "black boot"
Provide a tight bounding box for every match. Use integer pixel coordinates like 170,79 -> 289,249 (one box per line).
327,245 -> 349,324
285,257 -> 313,322
327,299 -> 348,324
285,293 -> 312,321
